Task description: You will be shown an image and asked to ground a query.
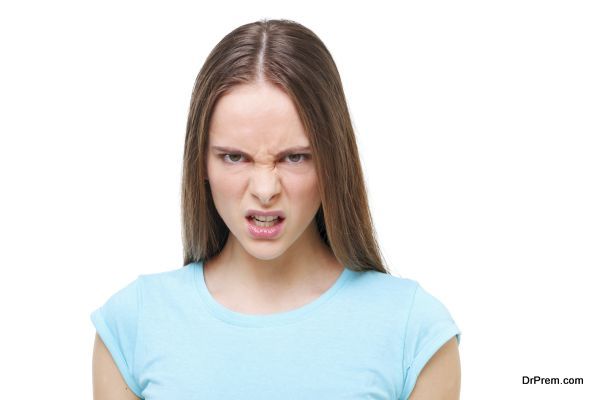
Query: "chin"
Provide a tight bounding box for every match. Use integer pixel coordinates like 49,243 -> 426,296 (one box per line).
249,249 -> 288,262
242,241 -> 290,261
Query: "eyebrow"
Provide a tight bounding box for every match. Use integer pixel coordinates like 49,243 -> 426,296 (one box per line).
210,145 -> 312,159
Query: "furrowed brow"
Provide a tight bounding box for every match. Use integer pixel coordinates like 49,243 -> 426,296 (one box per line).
210,145 -> 311,159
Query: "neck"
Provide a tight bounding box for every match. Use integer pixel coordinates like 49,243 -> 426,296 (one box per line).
205,219 -> 343,300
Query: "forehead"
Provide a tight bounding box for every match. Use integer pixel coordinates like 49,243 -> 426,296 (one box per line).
208,82 -> 309,146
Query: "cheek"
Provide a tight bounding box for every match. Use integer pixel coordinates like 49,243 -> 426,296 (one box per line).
207,162 -> 244,210
287,172 -> 320,210
208,158 -> 236,188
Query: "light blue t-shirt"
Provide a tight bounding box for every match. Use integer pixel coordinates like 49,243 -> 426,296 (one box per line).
90,261 -> 461,399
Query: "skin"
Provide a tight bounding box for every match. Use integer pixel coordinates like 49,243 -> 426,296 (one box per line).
92,333 -> 140,400
91,80 -> 343,399
203,80 -> 461,397
203,80 -> 344,313
408,337 -> 461,400
92,79 -> 461,399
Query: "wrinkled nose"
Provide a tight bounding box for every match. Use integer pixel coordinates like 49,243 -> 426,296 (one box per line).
249,167 -> 281,204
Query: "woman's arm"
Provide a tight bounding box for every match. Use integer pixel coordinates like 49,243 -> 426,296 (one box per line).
92,333 -> 141,400
408,337 -> 461,400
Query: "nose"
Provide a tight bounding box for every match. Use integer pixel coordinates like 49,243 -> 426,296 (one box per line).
249,166 -> 281,205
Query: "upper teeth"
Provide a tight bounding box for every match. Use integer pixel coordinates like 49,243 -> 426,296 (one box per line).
252,215 -> 279,222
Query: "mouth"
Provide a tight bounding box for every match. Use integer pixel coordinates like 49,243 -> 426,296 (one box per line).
246,215 -> 284,227
245,215 -> 285,238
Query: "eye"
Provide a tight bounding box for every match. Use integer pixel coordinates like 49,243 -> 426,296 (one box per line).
221,153 -> 245,164
284,153 -> 310,164
219,153 -> 310,165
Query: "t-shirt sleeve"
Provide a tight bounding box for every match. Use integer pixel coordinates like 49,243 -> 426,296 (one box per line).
399,282 -> 462,400
90,276 -> 143,398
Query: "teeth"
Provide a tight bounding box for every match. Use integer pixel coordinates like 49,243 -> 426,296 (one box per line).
253,218 -> 278,227
251,215 -> 279,222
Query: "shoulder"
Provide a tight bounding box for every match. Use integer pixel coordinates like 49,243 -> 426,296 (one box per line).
345,268 -> 458,324
139,262 -> 195,281
396,276 -> 462,400
137,262 -> 197,291
339,269 -> 422,327
346,268 -> 420,305
129,263 -> 200,312
348,268 -> 418,291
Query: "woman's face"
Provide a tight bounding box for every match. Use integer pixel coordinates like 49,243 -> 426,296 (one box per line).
206,81 -> 321,260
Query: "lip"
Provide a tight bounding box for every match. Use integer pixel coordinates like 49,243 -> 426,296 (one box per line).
245,209 -> 286,218
246,215 -> 285,239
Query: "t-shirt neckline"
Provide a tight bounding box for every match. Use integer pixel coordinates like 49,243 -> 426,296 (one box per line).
192,260 -> 352,327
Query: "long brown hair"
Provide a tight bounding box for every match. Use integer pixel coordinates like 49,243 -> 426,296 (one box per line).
181,19 -> 390,274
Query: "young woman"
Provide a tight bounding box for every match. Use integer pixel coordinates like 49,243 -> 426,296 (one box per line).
91,19 -> 461,400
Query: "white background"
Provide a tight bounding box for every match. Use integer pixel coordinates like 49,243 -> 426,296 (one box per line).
1,0 -> 598,398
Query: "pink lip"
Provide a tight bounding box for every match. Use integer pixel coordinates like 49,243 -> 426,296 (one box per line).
246,215 -> 285,239
245,209 -> 286,218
